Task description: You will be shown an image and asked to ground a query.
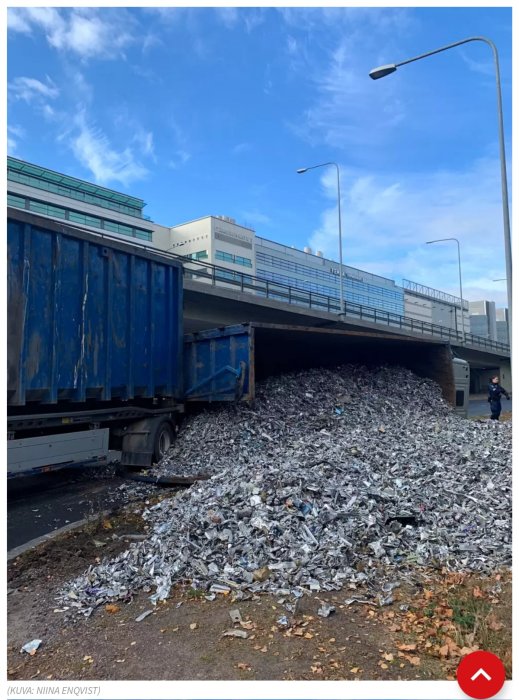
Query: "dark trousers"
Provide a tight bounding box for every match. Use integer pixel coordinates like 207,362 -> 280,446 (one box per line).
490,401 -> 502,420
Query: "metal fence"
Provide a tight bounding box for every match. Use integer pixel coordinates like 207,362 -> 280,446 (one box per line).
182,258 -> 510,354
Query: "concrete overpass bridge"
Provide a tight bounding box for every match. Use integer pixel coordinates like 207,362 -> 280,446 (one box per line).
181,263 -> 511,394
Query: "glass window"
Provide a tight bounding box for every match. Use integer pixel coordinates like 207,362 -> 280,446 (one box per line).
47,204 -> 67,219
69,211 -> 87,224
7,193 -> 26,209
27,199 -> 67,219
215,250 -> 234,263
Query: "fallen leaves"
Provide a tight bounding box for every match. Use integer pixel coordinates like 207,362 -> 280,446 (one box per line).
105,604 -> 120,614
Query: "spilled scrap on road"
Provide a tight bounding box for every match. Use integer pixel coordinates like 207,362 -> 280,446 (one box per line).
59,365 -> 511,618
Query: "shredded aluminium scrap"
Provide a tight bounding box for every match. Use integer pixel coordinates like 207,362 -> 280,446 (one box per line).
62,365 -> 512,616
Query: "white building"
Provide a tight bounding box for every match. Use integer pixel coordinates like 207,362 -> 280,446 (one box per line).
496,307 -> 510,344
169,215 -> 255,284
469,300 -> 497,340
402,279 -> 470,336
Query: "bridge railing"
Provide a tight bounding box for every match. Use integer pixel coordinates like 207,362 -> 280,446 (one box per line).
181,259 -> 510,354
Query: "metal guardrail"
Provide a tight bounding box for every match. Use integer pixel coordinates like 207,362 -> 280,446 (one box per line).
181,259 -> 510,354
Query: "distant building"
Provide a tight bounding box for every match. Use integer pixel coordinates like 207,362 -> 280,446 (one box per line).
170,215 -> 256,284
402,279 -> 469,335
6,156 -> 170,248
496,307 -> 510,344
468,300 -> 497,340
169,216 -> 404,315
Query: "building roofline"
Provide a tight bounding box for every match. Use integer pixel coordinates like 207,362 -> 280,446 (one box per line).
7,156 -> 146,209
171,215 -> 255,233
255,235 -> 397,285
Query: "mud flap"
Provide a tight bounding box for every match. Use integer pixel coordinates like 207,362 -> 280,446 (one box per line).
120,416 -> 174,468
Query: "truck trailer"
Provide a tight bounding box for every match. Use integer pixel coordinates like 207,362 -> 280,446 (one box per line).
7,208 -> 252,476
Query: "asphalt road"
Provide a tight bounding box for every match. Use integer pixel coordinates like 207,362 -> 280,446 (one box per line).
7,466 -> 131,551
7,396 -> 512,552
468,397 -> 512,417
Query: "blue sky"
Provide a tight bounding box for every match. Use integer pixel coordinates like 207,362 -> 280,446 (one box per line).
7,5 -> 512,306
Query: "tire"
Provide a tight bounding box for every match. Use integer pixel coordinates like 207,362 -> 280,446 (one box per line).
153,419 -> 175,463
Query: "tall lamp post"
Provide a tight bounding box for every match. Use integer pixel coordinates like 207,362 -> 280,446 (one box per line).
297,162 -> 344,314
426,237 -> 466,344
369,36 -> 512,351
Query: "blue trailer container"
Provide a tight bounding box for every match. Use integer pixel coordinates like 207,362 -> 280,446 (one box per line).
8,209 -> 183,407
7,209 -> 252,475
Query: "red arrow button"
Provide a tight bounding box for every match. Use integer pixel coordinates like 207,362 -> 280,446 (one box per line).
457,650 -> 506,698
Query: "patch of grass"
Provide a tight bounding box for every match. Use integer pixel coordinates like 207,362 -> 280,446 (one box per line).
423,604 -> 435,618
449,596 -> 490,631
447,581 -> 512,677
186,588 -> 206,599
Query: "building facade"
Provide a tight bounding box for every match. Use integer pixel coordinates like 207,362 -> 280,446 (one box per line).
169,216 -> 405,315
170,215 -> 256,284
496,308 -> 510,344
7,156 -> 170,248
402,279 -> 470,336
255,237 -> 404,315
469,300 -> 497,340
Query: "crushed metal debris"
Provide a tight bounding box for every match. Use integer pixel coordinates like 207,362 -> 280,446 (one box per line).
60,365 -> 512,617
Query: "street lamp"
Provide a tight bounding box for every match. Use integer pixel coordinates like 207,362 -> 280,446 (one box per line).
297,162 -> 344,314
426,238 -> 466,344
369,37 -> 512,350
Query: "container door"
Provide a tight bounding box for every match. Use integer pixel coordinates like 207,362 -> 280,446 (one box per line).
183,324 -> 254,402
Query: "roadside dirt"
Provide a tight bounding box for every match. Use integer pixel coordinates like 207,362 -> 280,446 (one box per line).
7,500 -> 511,681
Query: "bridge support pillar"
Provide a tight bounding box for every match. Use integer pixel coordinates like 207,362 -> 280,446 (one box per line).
498,361 -> 512,391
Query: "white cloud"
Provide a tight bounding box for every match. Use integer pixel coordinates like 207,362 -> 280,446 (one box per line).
240,210 -> 272,227
7,8 -> 136,60
71,113 -> 148,186
286,36 -> 298,55
133,130 -> 156,159
279,7 -> 413,34
168,151 -> 191,169
459,49 -> 495,78
214,8 -> 239,29
288,35 -> 407,151
243,9 -> 266,33
7,125 -> 25,155
7,8 -> 33,33
9,76 -> 59,103
165,119 -> 192,169
214,7 -> 265,33
307,157 -> 507,302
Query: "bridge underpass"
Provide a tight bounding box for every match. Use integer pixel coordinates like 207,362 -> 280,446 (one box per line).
183,279 -> 511,392
241,323 -> 458,404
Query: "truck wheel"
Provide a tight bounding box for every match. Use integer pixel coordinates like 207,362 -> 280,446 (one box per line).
153,419 -> 175,462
